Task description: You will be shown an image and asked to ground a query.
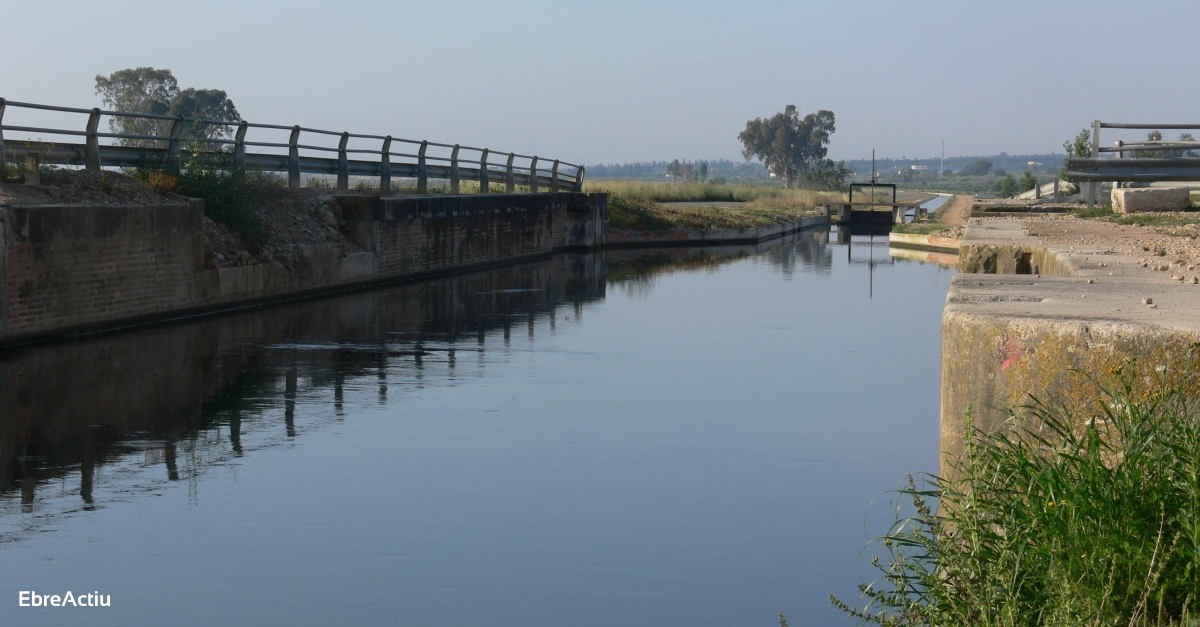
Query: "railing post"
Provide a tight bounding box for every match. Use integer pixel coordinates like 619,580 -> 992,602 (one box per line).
0,98 -> 7,181
233,121 -> 248,177
418,141 -> 428,193
575,165 -> 586,192
1087,119 -> 1101,211
337,132 -> 349,190
551,159 -> 560,193
479,148 -> 489,193
506,153 -> 515,192
529,156 -> 539,193
380,136 -> 392,194
166,115 -> 184,175
85,108 -> 102,172
288,125 -> 301,189
450,144 -> 461,194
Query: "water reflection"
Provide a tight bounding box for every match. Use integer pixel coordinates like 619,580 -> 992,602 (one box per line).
0,237 -> 825,541
0,255 -> 605,538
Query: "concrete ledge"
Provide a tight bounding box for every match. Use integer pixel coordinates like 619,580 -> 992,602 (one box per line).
888,232 -> 961,253
1111,186 -> 1190,214
941,215 -> 1200,473
606,214 -> 828,249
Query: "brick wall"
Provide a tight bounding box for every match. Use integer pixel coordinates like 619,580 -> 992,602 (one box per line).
0,193 -> 606,345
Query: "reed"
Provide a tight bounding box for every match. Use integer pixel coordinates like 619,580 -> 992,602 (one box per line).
831,361 -> 1200,626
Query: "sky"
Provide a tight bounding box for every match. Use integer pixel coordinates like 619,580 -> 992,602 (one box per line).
4,0 -> 1199,164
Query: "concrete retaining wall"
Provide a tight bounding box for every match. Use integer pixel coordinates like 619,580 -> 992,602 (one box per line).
606,214 -> 827,248
0,192 -> 606,346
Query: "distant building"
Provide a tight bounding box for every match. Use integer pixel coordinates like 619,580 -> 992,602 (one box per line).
910,165 -> 928,171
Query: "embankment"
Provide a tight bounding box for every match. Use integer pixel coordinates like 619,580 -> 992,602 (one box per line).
940,216 -> 1200,473
0,192 -> 606,346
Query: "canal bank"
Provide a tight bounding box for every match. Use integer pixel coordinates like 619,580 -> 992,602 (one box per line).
0,190 -> 607,347
941,215 -> 1200,471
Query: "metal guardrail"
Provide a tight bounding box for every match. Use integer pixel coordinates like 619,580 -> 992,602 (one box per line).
0,98 -> 585,193
1067,120 -> 1200,210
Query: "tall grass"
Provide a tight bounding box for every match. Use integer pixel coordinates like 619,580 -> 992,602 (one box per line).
831,362 -> 1200,627
584,180 -> 835,231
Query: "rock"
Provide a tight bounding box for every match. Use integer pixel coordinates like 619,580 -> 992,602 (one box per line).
1192,276 -> 1199,284
1143,297 -> 1154,304
1111,187 -> 1191,214
317,205 -> 339,227
1149,303 -> 1158,309
1087,279 -> 1094,284
1173,275 -> 1184,281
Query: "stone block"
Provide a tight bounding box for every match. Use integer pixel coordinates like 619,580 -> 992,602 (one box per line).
1111,187 -> 1191,214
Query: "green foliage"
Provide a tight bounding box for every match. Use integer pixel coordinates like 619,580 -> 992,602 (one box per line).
1062,128 -> 1092,179
801,159 -> 852,191
1020,170 -> 1038,193
959,160 -> 993,176
832,363 -> 1200,626
131,156 -> 272,246
738,105 -> 836,188
993,172 -> 1019,198
606,195 -> 676,232
94,67 -> 241,146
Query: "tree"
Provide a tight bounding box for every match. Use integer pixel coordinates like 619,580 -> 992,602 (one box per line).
697,161 -> 708,182
95,67 -> 179,146
94,68 -> 241,147
666,159 -> 682,181
994,172 -> 1019,198
1020,170 -> 1038,193
1061,128 -> 1091,179
168,88 -> 241,141
959,160 -> 992,176
737,105 -> 835,188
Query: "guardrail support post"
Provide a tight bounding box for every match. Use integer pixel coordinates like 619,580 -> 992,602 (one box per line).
575,165 -> 586,192
506,153 -> 515,192
288,125 -> 301,189
25,152 -> 40,186
0,98 -> 7,181
1053,178 -> 1059,199
479,148 -> 489,193
529,156 -> 539,193
380,136 -> 392,194
233,121 -> 248,177
1087,119 -> 1101,210
166,116 -> 184,175
418,141 -> 428,193
450,144 -> 461,194
337,132 -> 349,190
85,108 -> 102,172
551,160 -> 560,192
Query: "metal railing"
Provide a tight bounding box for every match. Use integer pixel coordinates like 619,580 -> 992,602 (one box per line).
1067,120 -> 1200,210
0,98 -> 585,193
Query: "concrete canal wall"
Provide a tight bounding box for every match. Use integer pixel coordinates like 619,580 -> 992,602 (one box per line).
0,192 -> 606,346
940,217 -> 1200,474
606,215 -> 827,248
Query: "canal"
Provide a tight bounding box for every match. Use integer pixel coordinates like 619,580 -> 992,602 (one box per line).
0,227 -> 954,626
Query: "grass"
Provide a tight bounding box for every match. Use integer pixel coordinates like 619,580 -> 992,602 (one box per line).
583,180 -> 836,232
130,160 -> 279,247
890,222 -> 954,236
830,361 -> 1200,627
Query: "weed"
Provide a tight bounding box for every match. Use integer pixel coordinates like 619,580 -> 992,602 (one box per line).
1158,248 -> 1168,256
831,362 -> 1200,626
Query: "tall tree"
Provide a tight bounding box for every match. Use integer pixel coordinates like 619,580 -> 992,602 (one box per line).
737,105 -> 835,188
95,68 -> 241,147
95,67 -> 179,145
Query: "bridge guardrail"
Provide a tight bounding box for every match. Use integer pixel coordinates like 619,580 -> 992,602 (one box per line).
0,98 -> 584,194
1067,120 -> 1200,210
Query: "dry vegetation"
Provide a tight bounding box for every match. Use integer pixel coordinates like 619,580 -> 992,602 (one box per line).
584,180 -> 838,232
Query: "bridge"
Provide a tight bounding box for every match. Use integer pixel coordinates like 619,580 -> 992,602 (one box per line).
0,98 -> 585,194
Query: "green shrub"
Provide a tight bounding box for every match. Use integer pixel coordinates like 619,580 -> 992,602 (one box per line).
131,159 -> 273,247
832,362 -> 1200,626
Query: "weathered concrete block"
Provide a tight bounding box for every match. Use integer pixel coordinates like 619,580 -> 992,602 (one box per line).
1111,187 -> 1190,214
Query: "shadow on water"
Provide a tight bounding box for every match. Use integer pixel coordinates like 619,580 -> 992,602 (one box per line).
0,231 -> 833,541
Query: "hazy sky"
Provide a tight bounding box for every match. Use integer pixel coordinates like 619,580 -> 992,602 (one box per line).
5,1 -> 1198,164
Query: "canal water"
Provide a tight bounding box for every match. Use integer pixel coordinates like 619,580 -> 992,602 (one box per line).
0,227 -> 954,626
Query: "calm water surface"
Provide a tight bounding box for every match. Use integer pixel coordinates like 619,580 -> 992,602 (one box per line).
0,228 -> 953,626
